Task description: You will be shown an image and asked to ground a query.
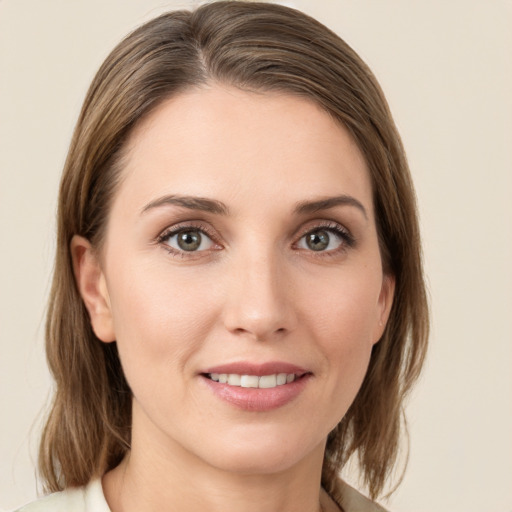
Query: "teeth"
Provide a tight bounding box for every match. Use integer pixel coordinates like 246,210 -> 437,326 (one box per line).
258,374 -> 277,388
241,375 -> 259,388
208,373 -> 297,388
227,374 -> 241,386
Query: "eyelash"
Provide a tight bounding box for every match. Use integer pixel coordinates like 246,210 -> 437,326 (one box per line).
156,222 -> 221,258
297,221 -> 355,250
155,220 -> 355,258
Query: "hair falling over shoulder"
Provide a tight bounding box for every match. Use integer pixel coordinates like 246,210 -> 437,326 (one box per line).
39,1 -> 428,500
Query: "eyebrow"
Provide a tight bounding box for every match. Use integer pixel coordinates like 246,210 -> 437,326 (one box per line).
141,195 -> 229,215
141,193 -> 367,219
294,195 -> 368,219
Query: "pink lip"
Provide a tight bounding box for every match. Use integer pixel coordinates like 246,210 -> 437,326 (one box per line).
201,361 -> 308,377
199,361 -> 312,412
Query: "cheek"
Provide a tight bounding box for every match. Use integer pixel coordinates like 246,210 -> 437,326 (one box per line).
299,268 -> 382,397
303,266 -> 383,346
317,304 -> 376,429
105,260 -> 221,380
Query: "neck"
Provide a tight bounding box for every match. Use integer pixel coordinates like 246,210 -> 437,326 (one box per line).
103,403 -> 329,512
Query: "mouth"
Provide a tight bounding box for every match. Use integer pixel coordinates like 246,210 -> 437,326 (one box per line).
199,362 -> 311,411
203,372 -> 302,389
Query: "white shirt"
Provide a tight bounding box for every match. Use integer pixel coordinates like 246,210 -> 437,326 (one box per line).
14,478 -> 387,512
15,479 -> 109,512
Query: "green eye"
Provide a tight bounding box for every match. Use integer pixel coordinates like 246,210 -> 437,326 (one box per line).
298,226 -> 349,252
176,231 -> 202,251
305,230 -> 330,251
163,229 -> 214,252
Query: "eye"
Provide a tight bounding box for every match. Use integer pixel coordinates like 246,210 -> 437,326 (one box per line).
161,228 -> 216,252
296,225 -> 353,253
298,229 -> 340,252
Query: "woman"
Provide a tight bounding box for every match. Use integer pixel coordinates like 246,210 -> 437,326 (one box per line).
18,2 -> 428,511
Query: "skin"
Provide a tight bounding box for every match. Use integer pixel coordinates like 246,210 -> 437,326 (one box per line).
72,85 -> 394,512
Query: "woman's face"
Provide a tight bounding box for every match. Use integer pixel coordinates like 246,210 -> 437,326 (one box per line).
76,85 -> 394,475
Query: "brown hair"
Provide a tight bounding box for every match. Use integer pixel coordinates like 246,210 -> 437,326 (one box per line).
40,0 -> 428,501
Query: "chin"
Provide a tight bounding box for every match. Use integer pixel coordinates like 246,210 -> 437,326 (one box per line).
194,429 -> 324,476
209,450 -> 302,475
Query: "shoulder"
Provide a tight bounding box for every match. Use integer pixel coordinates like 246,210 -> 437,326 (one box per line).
14,479 -> 110,512
330,479 -> 389,512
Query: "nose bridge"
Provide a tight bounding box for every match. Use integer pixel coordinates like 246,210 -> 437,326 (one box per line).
222,242 -> 296,340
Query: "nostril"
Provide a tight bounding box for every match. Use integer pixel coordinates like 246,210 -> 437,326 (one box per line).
222,288 -> 297,339
230,325 -> 288,340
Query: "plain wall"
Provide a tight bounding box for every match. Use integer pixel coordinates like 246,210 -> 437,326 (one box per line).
1,1 -> 511,510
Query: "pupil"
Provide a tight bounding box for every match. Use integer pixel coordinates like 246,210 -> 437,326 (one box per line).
307,230 -> 329,251
178,231 -> 201,251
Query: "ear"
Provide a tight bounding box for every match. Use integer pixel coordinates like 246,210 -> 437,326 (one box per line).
71,235 -> 116,343
372,273 -> 395,344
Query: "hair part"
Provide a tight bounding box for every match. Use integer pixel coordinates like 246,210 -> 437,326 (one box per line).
40,1 -> 428,501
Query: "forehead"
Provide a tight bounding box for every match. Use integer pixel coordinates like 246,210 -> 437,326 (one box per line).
115,85 -> 373,216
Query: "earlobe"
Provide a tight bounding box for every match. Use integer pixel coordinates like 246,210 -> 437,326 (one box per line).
373,274 -> 395,344
71,235 -> 116,343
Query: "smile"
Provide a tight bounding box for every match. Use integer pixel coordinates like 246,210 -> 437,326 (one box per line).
207,373 -> 296,388
200,362 -> 310,410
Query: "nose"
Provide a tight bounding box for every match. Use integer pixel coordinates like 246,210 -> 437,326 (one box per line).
221,250 -> 297,341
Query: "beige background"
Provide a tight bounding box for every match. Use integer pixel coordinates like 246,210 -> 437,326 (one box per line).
1,0 -> 511,510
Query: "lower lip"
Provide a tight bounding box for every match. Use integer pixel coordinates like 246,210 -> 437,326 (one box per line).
200,375 -> 311,412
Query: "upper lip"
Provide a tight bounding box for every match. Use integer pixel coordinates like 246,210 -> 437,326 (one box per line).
201,361 -> 309,377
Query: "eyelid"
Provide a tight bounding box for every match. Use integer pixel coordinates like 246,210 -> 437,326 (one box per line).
156,221 -> 222,254
294,220 -> 356,250
153,219 -> 355,257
